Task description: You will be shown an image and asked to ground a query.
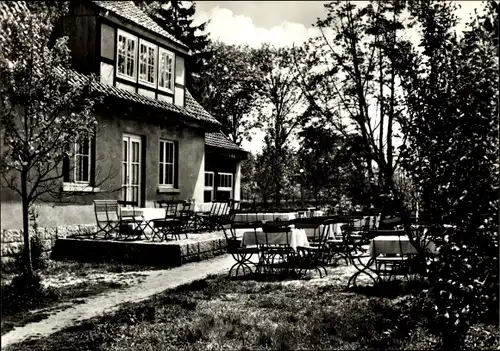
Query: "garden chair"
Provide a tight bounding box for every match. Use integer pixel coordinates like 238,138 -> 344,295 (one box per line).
326,223 -> 351,266
292,217 -> 324,244
294,219 -> 333,278
196,201 -> 230,232
372,230 -> 413,281
222,201 -> 261,277
117,200 -> 147,240
344,227 -> 381,289
93,200 -> 120,239
150,201 -> 189,241
259,220 -> 296,276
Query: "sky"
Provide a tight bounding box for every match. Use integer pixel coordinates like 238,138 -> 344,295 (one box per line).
192,1 -> 487,154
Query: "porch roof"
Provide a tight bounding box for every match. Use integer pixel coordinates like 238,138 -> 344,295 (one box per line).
205,132 -> 248,155
91,1 -> 190,51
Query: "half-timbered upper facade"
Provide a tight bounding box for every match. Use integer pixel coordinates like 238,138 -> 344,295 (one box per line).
1,1 -> 247,230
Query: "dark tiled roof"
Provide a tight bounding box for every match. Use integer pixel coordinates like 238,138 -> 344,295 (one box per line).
205,132 -> 247,153
59,68 -> 220,127
92,1 -> 189,50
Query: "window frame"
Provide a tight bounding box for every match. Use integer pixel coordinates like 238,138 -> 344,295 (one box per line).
62,137 -> 99,193
217,173 -> 233,191
204,171 -> 214,202
157,47 -> 175,94
216,172 -> 233,200
138,38 -> 157,87
116,29 -> 138,82
74,138 -> 91,184
158,139 -> 176,188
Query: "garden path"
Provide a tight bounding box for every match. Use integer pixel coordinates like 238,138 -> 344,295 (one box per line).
1,254 -> 236,349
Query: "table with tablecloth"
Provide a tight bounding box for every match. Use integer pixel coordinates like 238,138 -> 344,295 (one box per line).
369,235 -> 436,257
241,227 -> 309,251
233,212 -> 297,223
303,223 -> 346,240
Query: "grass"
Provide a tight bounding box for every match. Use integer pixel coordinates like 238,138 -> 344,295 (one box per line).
1,258 -> 159,336
2,259 -> 166,279
1,279 -> 125,336
4,269 -> 499,351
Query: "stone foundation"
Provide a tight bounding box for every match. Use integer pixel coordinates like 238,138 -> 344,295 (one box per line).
1,224 -> 97,265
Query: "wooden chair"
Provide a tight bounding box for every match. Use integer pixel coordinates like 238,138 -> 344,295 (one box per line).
93,200 -> 120,239
222,200 -> 260,277
151,200 -> 186,241
117,200 -> 147,240
372,230 -> 412,281
259,220 -> 296,276
197,201 -> 230,232
295,219 -> 333,278
292,217 -> 324,244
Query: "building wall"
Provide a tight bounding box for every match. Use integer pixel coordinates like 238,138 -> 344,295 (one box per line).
0,106 -> 206,230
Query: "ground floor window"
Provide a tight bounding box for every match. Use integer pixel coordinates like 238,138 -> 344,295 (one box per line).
159,140 -> 175,188
203,171 -> 234,202
204,171 -> 214,202
63,137 -> 94,185
216,172 -> 233,201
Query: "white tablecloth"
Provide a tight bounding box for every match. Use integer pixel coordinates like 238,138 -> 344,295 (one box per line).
241,228 -> 309,251
369,235 -> 436,257
303,223 -> 346,240
120,208 -> 167,220
233,212 -> 297,223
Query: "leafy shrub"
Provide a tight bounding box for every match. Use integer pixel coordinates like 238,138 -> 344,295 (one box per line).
2,272 -> 47,314
11,234 -> 48,274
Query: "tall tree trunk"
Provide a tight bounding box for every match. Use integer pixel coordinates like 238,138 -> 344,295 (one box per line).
378,46 -> 385,190
386,13 -> 397,190
21,171 -> 33,275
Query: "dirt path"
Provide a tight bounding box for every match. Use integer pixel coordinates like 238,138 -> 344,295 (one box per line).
1,255 -> 236,349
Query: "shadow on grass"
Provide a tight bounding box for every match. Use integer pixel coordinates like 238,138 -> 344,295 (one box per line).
347,279 -> 430,298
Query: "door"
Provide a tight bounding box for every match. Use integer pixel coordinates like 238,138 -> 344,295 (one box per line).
122,134 -> 142,205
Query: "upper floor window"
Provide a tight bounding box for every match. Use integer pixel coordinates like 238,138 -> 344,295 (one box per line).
159,140 -> 175,187
139,39 -> 157,86
117,29 -> 137,81
158,48 -> 174,93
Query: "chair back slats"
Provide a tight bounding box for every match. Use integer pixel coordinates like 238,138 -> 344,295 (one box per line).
156,200 -> 183,218
261,221 -> 293,248
94,200 -> 119,221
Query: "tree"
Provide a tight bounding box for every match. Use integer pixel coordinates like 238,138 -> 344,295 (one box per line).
134,0 -> 211,100
254,44 -> 308,205
253,140 -> 277,205
297,123 -> 343,204
397,1 -> 499,348
295,0 -> 410,221
0,2 -> 98,275
198,41 -> 263,145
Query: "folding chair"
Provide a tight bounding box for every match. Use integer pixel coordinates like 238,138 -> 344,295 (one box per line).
150,201 -> 186,241
117,200 -> 147,240
93,200 -> 120,239
295,219 -> 333,278
260,221 -> 296,276
372,230 -> 412,281
222,200 -> 260,277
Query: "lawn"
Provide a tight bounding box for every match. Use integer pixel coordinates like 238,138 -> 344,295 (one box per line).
5,264 -> 499,350
1,260 -> 163,336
